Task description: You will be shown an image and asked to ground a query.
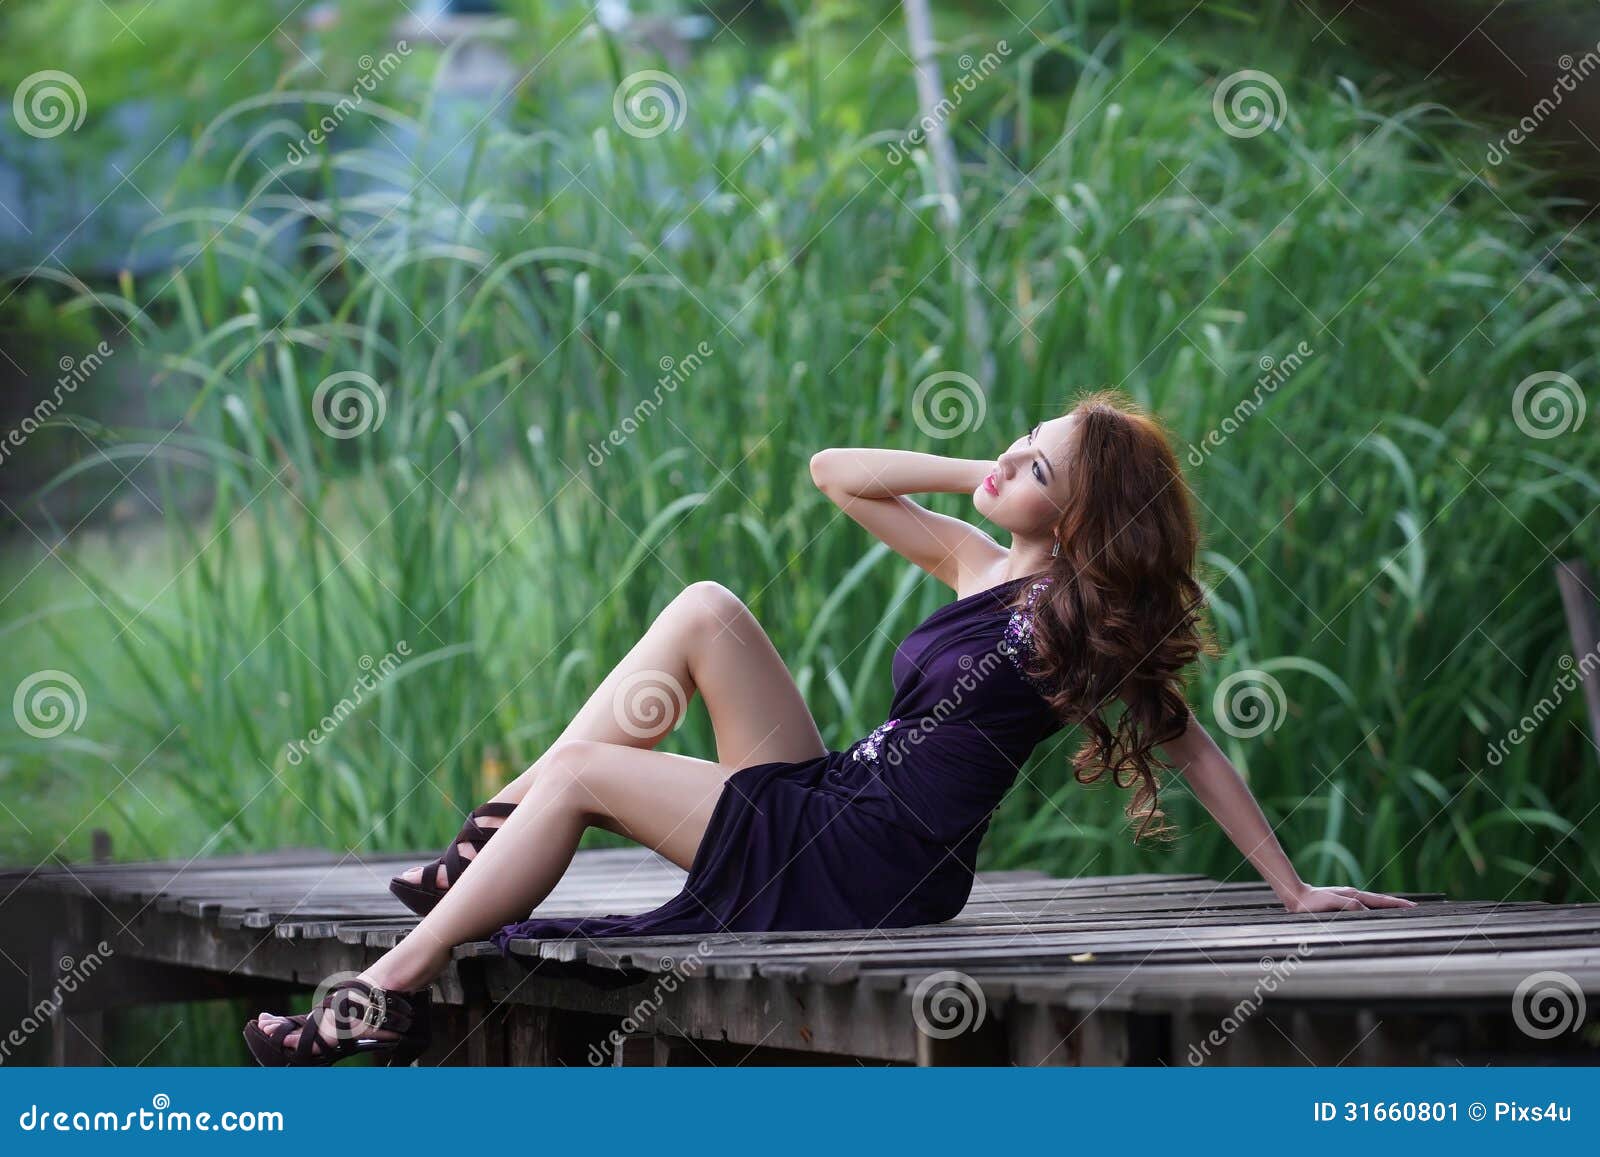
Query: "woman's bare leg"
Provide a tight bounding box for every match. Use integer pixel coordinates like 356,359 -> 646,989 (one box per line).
399,580 -> 825,888
255,738 -> 739,1048
257,581 -> 828,1049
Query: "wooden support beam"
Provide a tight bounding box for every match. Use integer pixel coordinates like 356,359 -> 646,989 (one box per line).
911,977 -> 1010,1065
1005,1002 -> 1158,1066
32,902 -> 109,1067
611,1034 -> 659,1066
501,1005 -> 611,1066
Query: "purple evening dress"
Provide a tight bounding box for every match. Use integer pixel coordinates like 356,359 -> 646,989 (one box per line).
489,573 -> 1064,958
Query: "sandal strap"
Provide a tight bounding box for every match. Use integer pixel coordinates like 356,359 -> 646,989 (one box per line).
399,801 -> 517,899
253,980 -> 430,1063
297,1008 -> 333,1062
434,802 -> 516,889
257,1009 -> 345,1063
455,801 -> 516,847
322,977 -> 419,1036
261,1011 -> 315,1056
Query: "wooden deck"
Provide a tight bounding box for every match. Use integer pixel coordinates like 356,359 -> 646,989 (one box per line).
2,847 -> 1597,1065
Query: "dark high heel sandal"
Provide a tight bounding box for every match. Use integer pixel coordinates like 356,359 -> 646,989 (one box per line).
243,977 -> 431,1067
389,800 -> 516,916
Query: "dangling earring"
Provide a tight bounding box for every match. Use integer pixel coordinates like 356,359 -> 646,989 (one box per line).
1050,537 -> 1060,559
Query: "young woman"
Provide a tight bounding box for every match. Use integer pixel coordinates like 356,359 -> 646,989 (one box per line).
244,389 -> 1416,1066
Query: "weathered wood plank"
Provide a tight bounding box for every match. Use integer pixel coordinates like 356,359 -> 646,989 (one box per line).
5,847 -> 1594,1067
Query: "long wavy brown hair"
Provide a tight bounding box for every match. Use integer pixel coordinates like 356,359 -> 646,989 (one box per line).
1013,389 -> 1218,844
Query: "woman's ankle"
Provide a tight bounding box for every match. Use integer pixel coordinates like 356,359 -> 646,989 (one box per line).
362,952 -> 441,994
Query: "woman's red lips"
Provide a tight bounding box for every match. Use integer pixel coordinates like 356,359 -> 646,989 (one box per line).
983,473 -> 998,495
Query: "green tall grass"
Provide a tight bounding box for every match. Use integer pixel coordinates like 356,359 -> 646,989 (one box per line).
7,1 -> 1599,913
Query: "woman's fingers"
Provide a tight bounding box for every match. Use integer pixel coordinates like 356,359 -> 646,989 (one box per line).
1358,889 -> 1418,908
1293,884 -> 1420,912
1323,884 -> 1419,908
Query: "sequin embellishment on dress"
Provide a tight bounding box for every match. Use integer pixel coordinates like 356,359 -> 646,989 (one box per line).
851,716 -> 901,764
997,577 -> 1053,691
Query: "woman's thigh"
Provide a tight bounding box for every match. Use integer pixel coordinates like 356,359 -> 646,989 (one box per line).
541,738 -> 740,871
678,582 -> 828,768
549,581 -> 825,770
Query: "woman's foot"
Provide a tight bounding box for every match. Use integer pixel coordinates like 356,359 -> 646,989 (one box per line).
244,974 -> 432,1067
389,801 -> 516,915
251,988 -> 398,1051
393,814 -> 508,889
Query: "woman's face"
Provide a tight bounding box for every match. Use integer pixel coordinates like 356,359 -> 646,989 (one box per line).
972,413 -> 1075,536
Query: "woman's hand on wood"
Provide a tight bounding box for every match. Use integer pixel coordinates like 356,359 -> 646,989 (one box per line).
1282,883 -> 1418,913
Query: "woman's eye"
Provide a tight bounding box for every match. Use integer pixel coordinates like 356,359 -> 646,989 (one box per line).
1032,462 -> 1045,484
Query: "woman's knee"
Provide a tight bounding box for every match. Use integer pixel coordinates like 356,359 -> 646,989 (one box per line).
672,581 -> 749,634
538,739 -> 616,818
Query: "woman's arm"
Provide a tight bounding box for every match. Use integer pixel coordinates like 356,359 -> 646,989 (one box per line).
810,448 -> 1006,594
1158,710 -> 1419,914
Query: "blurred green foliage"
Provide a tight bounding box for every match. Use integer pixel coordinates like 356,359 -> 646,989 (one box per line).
1,1 -> 1597,997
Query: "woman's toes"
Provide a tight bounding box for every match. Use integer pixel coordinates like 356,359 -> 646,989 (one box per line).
397,859 -> 471,891
398,863 -> 445,888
